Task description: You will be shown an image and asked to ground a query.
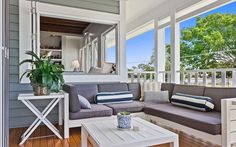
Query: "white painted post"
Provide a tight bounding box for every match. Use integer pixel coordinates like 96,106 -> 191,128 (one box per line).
212,72 -> 216,87
170,11 -> 180,84
137,73 -> 141,83
130,73 -> 134,83
167,73 -> 171,83
149,73 -> 153,82
195,72 -> 198,85
221,71 -> 226,87
64,92 -> 69,138
143,73 -> 147,82
163,73 -> 166,83
233,71 -> 236,87
203,72 -> 207,86
180,72 -> 184,84
119,0 -> 128,81
187,72 -> 191,84
155,19 -> 166,82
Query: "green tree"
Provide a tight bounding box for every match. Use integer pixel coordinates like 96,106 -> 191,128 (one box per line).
181,13 -> 236,69
130,13 -> 236,72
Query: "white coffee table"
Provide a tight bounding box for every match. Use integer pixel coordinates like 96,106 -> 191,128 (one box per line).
81,117 -> 179,147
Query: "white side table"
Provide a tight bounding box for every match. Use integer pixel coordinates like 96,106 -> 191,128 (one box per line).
18,92 -> 69,145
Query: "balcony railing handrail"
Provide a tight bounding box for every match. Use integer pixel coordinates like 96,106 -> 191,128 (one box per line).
128,68 -> 236,74
128,68 -> 236,87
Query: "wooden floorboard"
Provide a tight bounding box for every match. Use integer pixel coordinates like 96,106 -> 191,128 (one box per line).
9,125 -> 219,147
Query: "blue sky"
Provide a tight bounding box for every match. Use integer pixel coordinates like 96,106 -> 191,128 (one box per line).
126,1 -> 236,68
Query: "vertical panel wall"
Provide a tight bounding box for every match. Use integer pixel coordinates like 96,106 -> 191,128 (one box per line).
9,0 -> 120,128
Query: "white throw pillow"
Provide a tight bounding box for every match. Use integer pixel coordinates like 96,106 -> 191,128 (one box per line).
102,62 -> 113,73
144,91 -> 169,103
78,94 -> 91,109
88,67 -> 102,74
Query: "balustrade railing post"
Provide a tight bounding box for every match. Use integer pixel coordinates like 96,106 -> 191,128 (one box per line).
137,73 -> 141,83
221,71 -> 226,87
163,73 -> 165,83
180,72 -> 184,84
143,73 -> 147,83
154,73 -> 158,82
233,71 -> 236,86
130,73 -> 134,83
187,72 -> 191,84
195,72 -> 198,85
203,72 -> 207,86
149,73 -> 153,82
212,72 -> 216,87
167,73 -> 171,83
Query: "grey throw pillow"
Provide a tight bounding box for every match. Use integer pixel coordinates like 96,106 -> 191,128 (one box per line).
144,91 -> 169,103
78,94 -> 91,109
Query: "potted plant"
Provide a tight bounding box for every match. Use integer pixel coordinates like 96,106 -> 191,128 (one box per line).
117,111 -> 132,129
20,51 -> 64,95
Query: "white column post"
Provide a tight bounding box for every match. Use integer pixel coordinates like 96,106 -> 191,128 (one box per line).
154,19 -> 166,83
170,11 -> 180,84
119,0 -> 127,81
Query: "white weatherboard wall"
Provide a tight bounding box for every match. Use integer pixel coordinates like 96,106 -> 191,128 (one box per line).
10,0 -> 121,128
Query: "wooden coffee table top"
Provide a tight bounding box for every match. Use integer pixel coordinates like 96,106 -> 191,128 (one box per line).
81,117 -> 179,147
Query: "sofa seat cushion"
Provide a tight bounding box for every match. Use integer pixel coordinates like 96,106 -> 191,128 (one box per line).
106,101 -> 144,115
144,103 -> 221,135
69,104 -> 113,120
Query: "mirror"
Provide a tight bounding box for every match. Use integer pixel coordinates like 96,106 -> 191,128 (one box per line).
40,16 -> 118,75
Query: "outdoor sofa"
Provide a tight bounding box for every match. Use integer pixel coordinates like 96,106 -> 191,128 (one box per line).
63,83 -> 236,147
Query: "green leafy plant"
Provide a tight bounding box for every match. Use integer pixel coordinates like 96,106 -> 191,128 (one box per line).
119,111 -> 130,115
20,51 -> 65,93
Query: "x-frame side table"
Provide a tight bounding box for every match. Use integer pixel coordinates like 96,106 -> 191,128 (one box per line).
18,92 -> 69,145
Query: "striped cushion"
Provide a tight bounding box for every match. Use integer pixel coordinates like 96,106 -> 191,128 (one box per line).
96,91 -> 133,104
171,93 -> 214,111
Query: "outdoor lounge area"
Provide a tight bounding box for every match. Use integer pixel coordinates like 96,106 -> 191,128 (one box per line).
1,0 -> 236,147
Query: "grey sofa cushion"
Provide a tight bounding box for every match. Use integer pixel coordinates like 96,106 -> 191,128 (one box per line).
69,104 -> 113,120
173,84 -> 205,96
144,103 -> 221,135
128,83 -> 141,100
161,83 -> 175,100
98,83 -> 128,92
144,91 -> 169,103
76,84 -> 98,103
106,101 -> 144,115
204,87 -> 236,112
63,84 -> 80,112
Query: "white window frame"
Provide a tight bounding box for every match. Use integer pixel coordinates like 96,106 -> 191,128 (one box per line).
91,38 -> 98,67
0,0 -> 3,145
102,25 -> 118,64
19,0 -> 127,83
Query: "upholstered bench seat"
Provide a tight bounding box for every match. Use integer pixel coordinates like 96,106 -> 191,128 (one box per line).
69,104 -> 113,120
105,101 -> 144,115
144,103 -> 221,135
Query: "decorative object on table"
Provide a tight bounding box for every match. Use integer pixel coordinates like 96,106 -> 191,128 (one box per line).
71,60 -> 80,71
20,51 -> 65,96
117,111 -> 132,129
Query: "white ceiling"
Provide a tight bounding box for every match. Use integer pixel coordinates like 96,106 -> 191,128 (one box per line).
126,0 -> 167,23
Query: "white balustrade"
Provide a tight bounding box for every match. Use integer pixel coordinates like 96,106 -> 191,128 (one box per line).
128,68 -> 236,87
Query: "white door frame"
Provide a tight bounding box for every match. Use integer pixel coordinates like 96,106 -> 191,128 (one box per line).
0,0 -> 4,145
0,0 -> 9,146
